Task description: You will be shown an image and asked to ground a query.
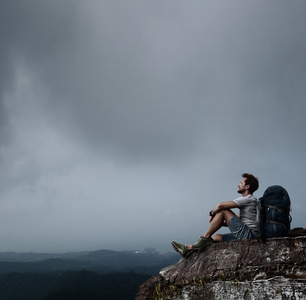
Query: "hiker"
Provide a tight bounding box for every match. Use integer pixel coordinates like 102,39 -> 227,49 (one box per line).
172,173 -> 259,257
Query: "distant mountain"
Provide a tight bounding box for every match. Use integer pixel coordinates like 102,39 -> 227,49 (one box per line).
0,249 -> 179,275
0,251 -> 89,262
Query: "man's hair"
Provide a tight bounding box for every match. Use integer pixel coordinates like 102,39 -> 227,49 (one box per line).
242,173 -> 259,194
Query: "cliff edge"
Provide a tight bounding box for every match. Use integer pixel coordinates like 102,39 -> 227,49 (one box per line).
136,228 -> 306,300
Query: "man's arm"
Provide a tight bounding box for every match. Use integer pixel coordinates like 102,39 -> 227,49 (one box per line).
211,201 -> 238,216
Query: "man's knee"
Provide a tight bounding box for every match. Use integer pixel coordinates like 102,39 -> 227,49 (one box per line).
219,209 -> 235,222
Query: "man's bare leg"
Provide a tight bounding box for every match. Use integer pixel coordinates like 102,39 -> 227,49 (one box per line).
186,210 -> 235,249
204,210 -> 235,238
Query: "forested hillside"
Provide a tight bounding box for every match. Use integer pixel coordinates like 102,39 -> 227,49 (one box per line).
0,249 -> 179,299
0,270 -> 151,300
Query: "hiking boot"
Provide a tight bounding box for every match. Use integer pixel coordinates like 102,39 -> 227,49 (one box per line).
191,236 -> 214,250
171,241 -> 189,257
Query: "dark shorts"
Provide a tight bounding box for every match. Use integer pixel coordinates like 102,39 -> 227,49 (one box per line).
221,215 -> 255,242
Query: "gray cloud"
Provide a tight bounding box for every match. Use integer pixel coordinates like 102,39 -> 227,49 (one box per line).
0,0 -> 305,252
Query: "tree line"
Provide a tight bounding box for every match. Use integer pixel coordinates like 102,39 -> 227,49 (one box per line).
0,270 -> 151,300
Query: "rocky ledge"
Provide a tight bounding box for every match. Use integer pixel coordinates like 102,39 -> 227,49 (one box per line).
136,228 -> 306,300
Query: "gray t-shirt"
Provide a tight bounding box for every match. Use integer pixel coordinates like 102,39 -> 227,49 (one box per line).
233,194 -> 259,237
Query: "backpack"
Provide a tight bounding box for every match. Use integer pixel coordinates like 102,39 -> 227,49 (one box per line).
256,185 -> 292,240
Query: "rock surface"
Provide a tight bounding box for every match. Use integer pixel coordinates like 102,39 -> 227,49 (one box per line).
136,230 -> 306,300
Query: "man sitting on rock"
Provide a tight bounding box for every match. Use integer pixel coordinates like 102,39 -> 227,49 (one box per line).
172,173 -> 259,257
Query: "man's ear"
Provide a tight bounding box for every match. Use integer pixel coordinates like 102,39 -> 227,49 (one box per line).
245,184 -> 250,190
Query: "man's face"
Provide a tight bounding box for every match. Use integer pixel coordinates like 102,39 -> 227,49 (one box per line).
238,177 -> 248,194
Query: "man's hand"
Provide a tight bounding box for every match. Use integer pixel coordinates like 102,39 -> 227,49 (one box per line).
208,201 -> 238,223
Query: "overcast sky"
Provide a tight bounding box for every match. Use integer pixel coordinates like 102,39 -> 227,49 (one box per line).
0,0 -> 305,253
